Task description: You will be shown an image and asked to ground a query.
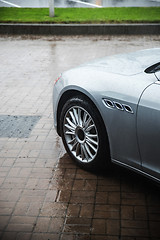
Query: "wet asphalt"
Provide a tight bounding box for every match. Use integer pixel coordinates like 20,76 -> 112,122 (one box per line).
0,35 -> 160,240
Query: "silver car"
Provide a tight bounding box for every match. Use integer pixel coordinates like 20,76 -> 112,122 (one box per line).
53,48 -> 160,183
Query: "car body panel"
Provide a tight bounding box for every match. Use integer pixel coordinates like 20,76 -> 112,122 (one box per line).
137,82 -> 160,179
85,48 -> 160,76
53,48 -> 160,183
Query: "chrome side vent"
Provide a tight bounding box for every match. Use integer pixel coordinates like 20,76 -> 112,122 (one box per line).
114,102 -> 124,111
103,98 -> 134,114
123,104 -> 133,114
104,99 -> 114,108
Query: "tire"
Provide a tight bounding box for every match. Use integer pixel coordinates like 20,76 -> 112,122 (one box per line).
60,96 -> 110,170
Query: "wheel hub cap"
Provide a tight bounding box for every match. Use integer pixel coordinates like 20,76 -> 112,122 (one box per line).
75,126 -> 85,143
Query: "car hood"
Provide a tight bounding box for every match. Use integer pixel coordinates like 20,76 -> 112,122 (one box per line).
83,48 -> 160,76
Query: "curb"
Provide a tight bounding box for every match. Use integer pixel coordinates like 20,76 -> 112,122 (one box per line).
0,23 -> 160,35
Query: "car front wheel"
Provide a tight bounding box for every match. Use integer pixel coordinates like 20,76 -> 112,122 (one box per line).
60,96 -> 110,170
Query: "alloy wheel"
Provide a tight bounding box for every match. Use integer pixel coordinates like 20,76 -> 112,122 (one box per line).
63,106 -> 99,163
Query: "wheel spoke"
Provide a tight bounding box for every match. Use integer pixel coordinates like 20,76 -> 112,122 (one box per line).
78,108 -> 82,126
65,131 -> 75,136
81,144 -> 89,161
73,108 -> 79,125
86,133 -> 97,138
85,143 -> 94,159
86,140 -> 97,153
66,117 -> 76,129
86,124 -> 95,132
82,111 -> 88,127
71,140 -> 78,151
83,116 -> 92,130
69,110 -> 77,125
80,144 -> 85,160
67,137 -> 76,144
86,135 -> 98,146
76,142 -> 80,156
64,123 -> 75,132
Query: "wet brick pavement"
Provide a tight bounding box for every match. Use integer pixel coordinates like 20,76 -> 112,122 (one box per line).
0,35 -> 160,240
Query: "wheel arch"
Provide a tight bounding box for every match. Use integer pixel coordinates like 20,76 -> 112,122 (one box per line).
56,89 -> 111,157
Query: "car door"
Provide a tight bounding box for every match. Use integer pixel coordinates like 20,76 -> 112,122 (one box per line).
137,72 -> 160,180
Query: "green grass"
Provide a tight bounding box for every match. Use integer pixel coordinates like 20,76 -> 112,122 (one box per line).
0,7 -> 160,23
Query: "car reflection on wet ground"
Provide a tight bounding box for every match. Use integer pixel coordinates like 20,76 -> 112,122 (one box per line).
0,0 -> 160,8
0,35 -> 160,240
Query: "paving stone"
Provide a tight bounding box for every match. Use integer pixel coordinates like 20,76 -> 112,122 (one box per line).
34,217 -> 50,233
80,204 -> 94,218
